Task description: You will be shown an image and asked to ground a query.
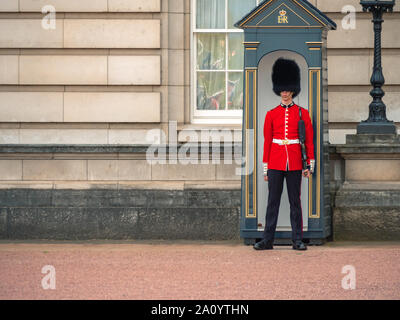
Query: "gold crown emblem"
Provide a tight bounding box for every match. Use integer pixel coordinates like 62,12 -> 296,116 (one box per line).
279,9 -> 287,16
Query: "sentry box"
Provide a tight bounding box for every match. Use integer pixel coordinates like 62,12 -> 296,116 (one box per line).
235,0 -> 336,245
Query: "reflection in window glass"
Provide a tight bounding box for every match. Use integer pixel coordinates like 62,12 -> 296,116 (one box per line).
194,0 -> 260,114
228,0 -> 257,28
228,72 -> 244,110
197,33 -> 226,70
196,0 -> 225,29
197,72 -> 226,110
228,33 -> 244,70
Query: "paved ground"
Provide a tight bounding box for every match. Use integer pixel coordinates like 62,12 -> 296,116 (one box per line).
0,240 -> 399,300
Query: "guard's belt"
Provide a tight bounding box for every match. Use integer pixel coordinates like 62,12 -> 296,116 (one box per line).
272,139 -> 300,145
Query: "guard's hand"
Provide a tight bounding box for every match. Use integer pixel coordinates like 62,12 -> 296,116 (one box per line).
302,169 -> 311,178
264,175 -> 268,182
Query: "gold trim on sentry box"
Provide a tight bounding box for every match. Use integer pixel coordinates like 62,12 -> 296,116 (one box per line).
243,26 -> 323,29
308,68 -> 321,219
256,3 -> 311,27
239,0 -> 275,27
316,69 -> 321,219
245,68 -> 257,218
239,0 -> 327,28
244,42 -> 260,50
253,69 -> 257,220
245,70 -> 249,218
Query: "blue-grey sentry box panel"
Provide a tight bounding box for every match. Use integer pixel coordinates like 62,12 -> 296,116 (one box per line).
235,0 -> 336,245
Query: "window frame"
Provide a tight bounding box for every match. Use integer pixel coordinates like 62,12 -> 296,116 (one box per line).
190,0 -> 261,124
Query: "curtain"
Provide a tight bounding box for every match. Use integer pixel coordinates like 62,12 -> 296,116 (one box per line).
196,33 -> 226,110
196,0 -> 225,29
196,0 -> 256,111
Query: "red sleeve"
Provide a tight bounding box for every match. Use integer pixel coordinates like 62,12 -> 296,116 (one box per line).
263,111 -> 273,164
302,108 -> 315,164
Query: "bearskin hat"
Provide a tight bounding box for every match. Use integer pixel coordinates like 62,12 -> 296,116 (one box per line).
271,58 -> 301,98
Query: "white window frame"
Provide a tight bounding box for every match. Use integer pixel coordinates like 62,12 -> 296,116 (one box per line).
190,0 -> 262,124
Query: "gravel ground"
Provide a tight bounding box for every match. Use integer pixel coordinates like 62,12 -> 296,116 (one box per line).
0,240 -> 399,300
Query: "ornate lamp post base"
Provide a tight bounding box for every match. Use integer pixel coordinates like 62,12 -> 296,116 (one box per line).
357,122 -> 397,135
356,0 -> 397,136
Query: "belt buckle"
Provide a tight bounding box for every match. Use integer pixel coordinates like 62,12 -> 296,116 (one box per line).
282,139 -> 289,145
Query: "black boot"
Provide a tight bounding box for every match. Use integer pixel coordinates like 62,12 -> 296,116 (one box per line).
253,239 -> 274,250
292,240 -> 307,251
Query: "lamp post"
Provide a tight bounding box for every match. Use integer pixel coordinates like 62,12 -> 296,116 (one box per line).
357,0 -> 397,134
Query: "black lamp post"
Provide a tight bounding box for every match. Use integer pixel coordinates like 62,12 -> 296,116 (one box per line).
357,0 -> 397,134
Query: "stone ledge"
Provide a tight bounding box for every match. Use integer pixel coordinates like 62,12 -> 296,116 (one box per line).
335,189 -> 400,207
0,180 -> 241,190
0,144 -> 148,153
0,187 -> 241,240
334,134 -> 400,155
338,181 -> 400,191
0,144 -> 242,154
334,139 -> 400,161
336,145 -> 400,155
346,134 -> 400,145
0,188 -> 241,208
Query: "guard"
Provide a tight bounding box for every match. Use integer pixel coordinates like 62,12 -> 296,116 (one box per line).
254,58 -> 315,251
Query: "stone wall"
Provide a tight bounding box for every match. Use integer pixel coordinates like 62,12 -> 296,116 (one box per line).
320,0 -> 400,143
330,135 -> 400,241
0,187 -> 241,240
0,0 -> 169,145
0,0 -> 399,240
0,144 -> 241,240
0,0 -> 398,146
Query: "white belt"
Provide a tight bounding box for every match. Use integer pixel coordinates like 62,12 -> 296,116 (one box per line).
272,138 -> 300,145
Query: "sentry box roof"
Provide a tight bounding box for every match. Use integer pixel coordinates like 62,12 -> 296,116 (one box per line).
234,0 -> 337,30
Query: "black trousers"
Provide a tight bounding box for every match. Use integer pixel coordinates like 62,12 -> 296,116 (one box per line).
263,169 -> 303,242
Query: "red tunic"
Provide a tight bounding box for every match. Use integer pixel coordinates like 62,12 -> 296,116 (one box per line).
263,103 -> 315,171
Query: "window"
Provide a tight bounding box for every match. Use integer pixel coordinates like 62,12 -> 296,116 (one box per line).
192,0 -> 261,124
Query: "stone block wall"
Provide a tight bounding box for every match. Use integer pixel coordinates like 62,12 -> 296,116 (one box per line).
0,0 -> 399,144
0,144 -> 241,240
0,0 -> 169,145
0,187 -> 241,240
0,0 -> 399,240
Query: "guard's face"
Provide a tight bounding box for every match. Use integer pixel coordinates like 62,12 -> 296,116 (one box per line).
280,91 -> 293,100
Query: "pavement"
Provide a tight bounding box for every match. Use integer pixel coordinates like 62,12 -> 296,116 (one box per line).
0,240 -> 399,300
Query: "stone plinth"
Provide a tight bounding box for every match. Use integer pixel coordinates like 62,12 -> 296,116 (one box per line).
0,144 -> 241,240
333,133 -> 400,240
